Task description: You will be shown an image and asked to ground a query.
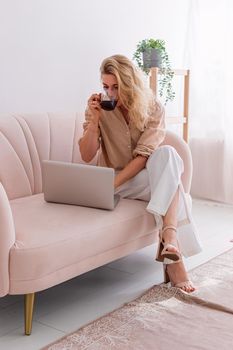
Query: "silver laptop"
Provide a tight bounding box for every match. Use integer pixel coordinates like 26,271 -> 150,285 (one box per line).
42,160 -> 120,210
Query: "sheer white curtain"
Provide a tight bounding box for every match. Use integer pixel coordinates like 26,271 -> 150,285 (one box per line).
186,0 -> 233,204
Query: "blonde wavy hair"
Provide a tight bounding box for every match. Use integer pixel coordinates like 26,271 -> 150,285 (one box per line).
100,54 -> 155,131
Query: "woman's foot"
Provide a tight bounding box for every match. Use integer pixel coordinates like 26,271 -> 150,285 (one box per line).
157,225 -> 181,262
166,261 -> 196,293
162,226 -> 179,253
161,227 -> 196,293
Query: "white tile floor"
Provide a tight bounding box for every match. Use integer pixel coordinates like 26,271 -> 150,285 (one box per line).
0,199 -> 233,350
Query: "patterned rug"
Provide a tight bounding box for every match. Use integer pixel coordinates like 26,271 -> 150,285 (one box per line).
42,248 -> 233,350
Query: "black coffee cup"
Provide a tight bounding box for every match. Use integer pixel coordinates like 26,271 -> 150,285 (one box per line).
100,99 -> 117,111
100,92 -> 117,111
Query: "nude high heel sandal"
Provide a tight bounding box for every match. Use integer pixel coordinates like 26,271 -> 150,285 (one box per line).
163,264 -> 170,284
155,225 -> 181,263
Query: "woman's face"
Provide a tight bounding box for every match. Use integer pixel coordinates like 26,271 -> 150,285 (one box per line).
101,74 -> 120,104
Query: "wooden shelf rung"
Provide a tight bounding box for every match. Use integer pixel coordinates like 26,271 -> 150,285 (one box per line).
151,68 -> 189,76
171,69 -> 189,76
166,116 -> 187,124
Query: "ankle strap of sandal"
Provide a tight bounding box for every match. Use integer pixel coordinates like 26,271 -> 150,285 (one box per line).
162,225 -> 177,234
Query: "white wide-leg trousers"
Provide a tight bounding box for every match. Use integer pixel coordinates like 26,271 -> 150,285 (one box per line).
115,145 -> 202,258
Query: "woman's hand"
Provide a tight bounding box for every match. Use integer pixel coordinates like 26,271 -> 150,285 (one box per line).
79,94 -> 101,162
114,156 -> 148,189
114,174 -> 121,189
88,93 -> 101,122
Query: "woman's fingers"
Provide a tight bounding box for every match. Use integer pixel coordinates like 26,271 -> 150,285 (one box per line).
88,94 -> 101,110
88,94 -> 100,103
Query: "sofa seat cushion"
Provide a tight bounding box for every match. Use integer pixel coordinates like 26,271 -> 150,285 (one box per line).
9,194 -> 156,286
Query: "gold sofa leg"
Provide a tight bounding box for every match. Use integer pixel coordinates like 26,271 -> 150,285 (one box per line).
24,293 -> 35,335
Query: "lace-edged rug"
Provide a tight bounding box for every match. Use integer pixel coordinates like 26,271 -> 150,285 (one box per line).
42,248 -> 233,350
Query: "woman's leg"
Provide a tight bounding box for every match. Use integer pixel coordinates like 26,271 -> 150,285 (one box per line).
146,146 -> 202,293
162,188 -> 195,292
116,146 -> 201,292
146,145 -> 202,256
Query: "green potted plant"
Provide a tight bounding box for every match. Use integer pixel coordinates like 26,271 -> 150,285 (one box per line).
133,38 -> 175,104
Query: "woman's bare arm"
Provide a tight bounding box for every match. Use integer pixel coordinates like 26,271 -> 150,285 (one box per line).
79,94 -> 101,162
79,120 -> 100,162
114,155 -> 148,188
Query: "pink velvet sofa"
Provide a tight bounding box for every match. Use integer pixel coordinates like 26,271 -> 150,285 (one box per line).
0,113 -> 192,335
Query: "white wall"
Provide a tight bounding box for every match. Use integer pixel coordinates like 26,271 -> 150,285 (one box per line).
0,0 -> 190,114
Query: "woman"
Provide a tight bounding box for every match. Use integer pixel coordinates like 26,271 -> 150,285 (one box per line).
79,54 -> 202,293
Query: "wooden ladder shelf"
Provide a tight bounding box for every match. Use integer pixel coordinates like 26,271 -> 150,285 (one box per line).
149,67 -> 190,142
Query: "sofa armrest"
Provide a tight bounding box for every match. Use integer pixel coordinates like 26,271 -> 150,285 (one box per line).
0,183 -> 16,297
161,131 -> 193,193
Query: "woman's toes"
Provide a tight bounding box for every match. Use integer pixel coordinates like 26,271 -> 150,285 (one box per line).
188,282 -> 196,292
181,283 -> 196,293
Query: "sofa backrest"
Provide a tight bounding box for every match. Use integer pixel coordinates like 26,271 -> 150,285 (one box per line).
0,113 -> 84,200
0,113 -> 192,200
